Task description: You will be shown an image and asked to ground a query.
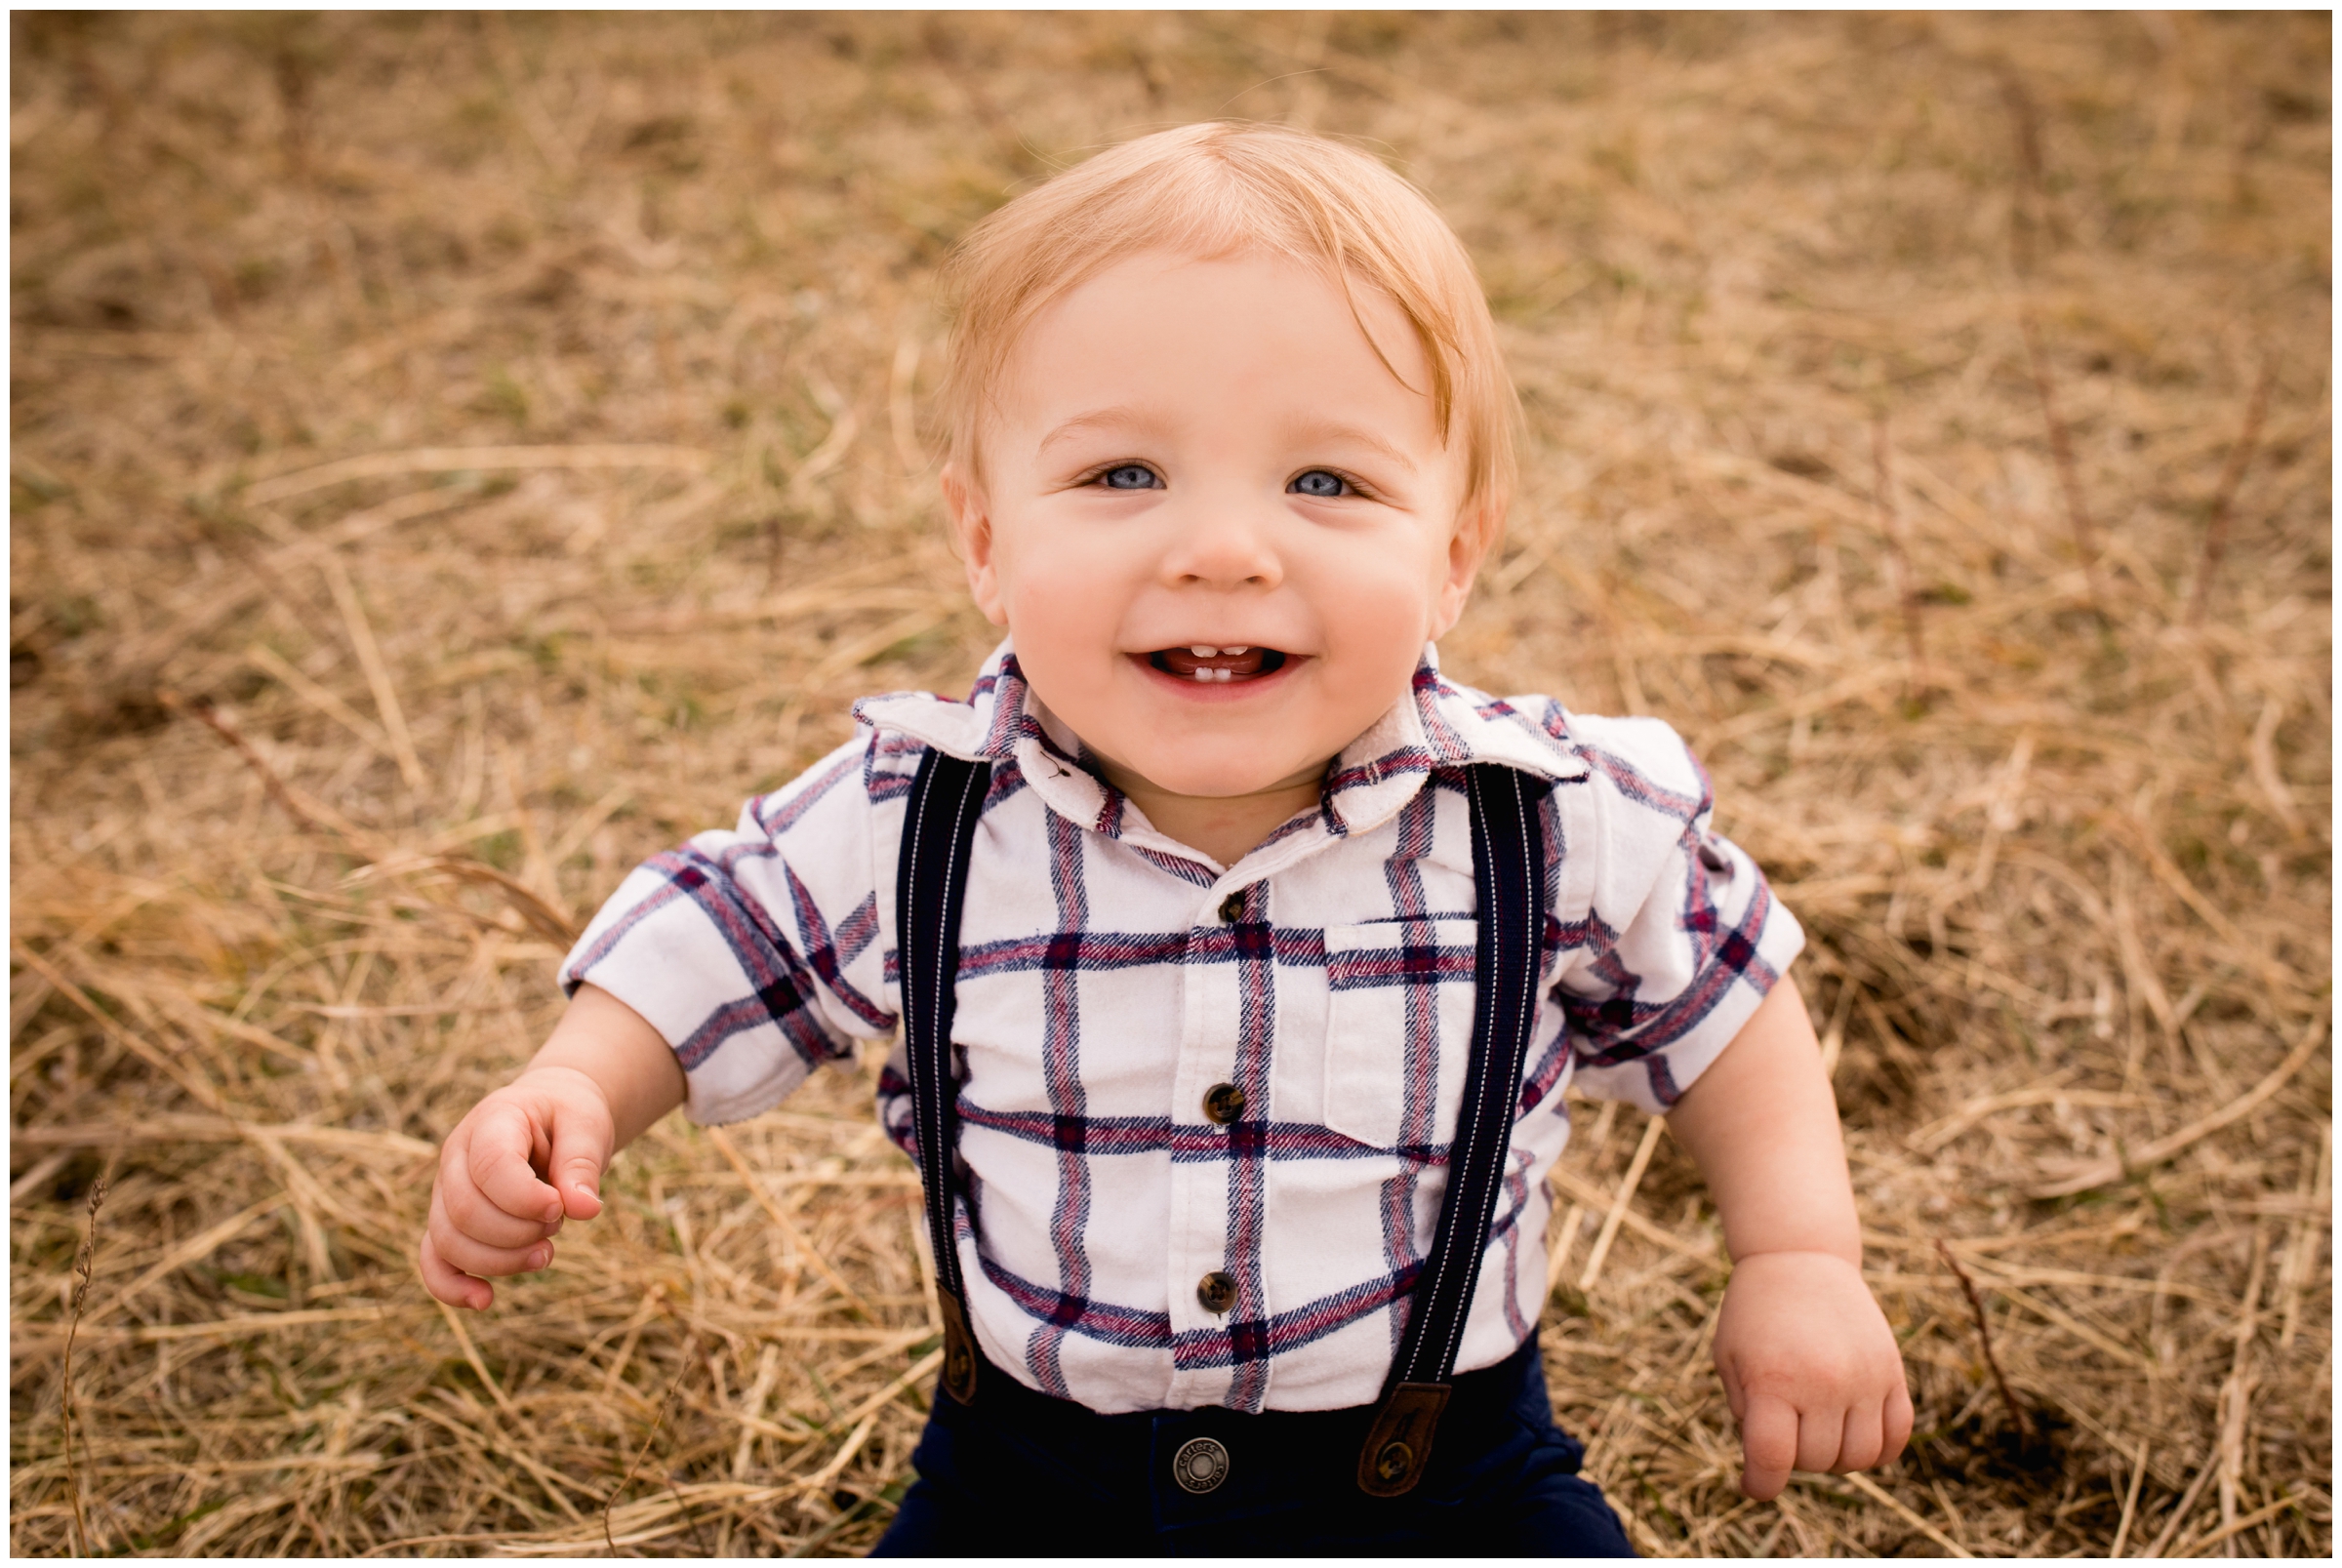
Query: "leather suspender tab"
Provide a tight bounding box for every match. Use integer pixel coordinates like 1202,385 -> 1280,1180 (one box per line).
936,1290 -> 981,1406
1356,1382 -> 1452,1497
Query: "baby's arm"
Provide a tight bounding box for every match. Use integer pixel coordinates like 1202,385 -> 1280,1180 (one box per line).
1664,973 -> 1913,1500
419,985 -> 684,1309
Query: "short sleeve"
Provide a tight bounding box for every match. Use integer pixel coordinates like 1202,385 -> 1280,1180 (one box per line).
1547,712 -> 1804,1113
558,732 -> 899,1125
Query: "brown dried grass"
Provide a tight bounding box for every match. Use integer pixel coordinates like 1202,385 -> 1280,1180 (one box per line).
8,11 -> 2330,1557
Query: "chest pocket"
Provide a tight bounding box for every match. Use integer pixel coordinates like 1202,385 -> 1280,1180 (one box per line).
1319,917 -> 1481,1150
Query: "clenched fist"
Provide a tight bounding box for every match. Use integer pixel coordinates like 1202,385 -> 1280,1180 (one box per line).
420,1065 -> 616,1308
419,985 -> 684,1308
1713,1250 -> 1913,1500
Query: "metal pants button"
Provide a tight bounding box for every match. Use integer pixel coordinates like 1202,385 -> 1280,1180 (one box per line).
1173,1435 -> 1230,1494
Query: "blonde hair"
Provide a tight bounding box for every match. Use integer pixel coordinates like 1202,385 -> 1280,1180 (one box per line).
937,121 -> 1518,541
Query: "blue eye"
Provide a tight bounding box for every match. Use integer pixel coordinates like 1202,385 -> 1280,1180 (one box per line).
1290,469 -> 1348,498
1102,464 -> 1160,490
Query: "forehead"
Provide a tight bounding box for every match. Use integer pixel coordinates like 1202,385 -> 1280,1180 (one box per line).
990,250 -> 1438,446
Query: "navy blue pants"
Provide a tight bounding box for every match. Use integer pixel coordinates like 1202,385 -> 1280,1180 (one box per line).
870,1337 -> 1634,1556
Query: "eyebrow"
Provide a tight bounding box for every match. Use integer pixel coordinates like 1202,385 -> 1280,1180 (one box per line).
1034,408 -> 1421,473
1282,419 -> 1419,474
1034,406 -> 1159,461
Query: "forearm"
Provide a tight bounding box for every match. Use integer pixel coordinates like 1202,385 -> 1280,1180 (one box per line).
525,984 -> 687,1150
1663,973 -> 1860,1266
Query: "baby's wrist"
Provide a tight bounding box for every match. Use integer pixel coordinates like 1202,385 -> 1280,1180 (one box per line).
1726,1242 -> 1864,1273
509,1062 -> 613,1107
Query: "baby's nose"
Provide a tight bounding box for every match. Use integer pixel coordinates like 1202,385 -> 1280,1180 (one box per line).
1158,505 -> 1283,589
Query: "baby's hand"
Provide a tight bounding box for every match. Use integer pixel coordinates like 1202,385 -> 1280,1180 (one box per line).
1711,1250 -> 1912,1500
420,1066 -> 615,1309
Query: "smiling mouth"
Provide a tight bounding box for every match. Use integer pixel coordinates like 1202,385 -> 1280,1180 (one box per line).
1149,644 -> 1290,683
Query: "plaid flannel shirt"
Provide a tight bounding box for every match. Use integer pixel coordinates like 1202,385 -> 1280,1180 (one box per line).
560,642 -> 1802,1415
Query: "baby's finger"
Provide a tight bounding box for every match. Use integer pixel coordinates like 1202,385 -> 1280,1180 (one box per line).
1738,1392 -> 1798,1501
420,1229 -> 492,1310
545,1107 -> 611,1221
1882,1379 -> 1916,1467
1715,1358 -> 1748,1425
466,1102 -> 563,1223
440,1171 -> 563,1248
1834,1398 -> 1885,1474
431,1224 -> 555,1281
1796,1404 -> 1844,1476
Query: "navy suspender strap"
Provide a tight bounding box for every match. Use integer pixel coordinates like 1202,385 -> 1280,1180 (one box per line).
898,748 -> 991,1406
895,750 -> 1550,1496
1355,762 -> 1550,1496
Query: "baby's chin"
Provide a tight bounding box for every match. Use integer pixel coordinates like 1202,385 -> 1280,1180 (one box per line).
1096,740 -> 1332,803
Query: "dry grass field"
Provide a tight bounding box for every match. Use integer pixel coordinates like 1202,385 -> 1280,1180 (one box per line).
9,11 -> 2331,1556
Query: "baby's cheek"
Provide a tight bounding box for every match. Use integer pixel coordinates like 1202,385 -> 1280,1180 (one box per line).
999,583 -> 1123,722
1004,551 -> 1127,646
999,580 -> 1079,656
1318,596 -> 1434,713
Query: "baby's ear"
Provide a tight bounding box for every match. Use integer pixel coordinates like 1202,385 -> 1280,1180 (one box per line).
940,462 -> 1009,627
1434,500 -> 1500,632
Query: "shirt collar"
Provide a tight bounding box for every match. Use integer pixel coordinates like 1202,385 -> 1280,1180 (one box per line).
1319,642 -> 1589,837
854,639 -> 1588,870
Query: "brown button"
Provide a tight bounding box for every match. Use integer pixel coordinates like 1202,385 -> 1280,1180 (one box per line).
1202,1083 -> 1247,1125
1196,1270 -> 1237,1314
1217,891 -> 1245,923
1374,1440 -> 1416,1485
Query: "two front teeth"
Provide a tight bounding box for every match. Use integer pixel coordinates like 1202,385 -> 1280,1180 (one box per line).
1151,643 -> 1283,682
1187,644 -> 1247,683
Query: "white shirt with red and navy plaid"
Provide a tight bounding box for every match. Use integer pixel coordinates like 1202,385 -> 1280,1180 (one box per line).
560,642 -> 1803,1416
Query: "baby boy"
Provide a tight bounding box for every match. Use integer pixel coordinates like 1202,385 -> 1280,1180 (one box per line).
421,122 -> 1909,1554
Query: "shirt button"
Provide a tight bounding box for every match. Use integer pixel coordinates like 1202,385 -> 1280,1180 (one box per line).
1202,1082 -> 1247,1124
1217,891 -> 1245,923
1196,1271 -> 1237,1314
